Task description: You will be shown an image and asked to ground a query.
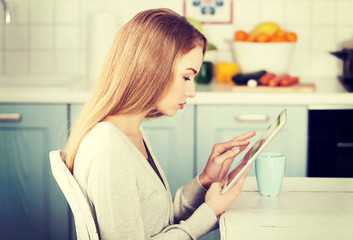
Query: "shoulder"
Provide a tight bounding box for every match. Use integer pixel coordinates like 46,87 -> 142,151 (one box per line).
74,122 -> 139,189
75,122 -> 136,171
81,122 -> 131,154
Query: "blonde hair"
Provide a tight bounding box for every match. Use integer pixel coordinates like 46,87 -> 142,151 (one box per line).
65,8 -> 207,172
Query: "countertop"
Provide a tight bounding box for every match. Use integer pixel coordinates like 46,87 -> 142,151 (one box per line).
1,79 -> 353,108
220,177 -> 353,240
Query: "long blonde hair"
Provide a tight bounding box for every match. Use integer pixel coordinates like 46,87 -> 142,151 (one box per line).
65,8 -> 207,172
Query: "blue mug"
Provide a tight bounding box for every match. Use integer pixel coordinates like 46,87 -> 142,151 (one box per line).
255,152 -> 286,197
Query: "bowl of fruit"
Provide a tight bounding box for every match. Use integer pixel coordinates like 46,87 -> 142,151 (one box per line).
230,22 -> 298,74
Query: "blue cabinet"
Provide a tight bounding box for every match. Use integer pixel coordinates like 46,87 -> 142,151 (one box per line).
0,104 -> 70,240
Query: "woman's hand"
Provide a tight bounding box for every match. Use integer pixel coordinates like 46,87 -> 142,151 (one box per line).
199,131 -> 256,189
204,149 -> 253,216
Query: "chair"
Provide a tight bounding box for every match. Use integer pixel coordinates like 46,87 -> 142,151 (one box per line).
50,150 -> 99,240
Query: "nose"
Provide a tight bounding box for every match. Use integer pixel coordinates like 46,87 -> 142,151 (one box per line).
185,80 -> 196,98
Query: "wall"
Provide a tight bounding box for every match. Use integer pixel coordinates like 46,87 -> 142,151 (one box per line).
0,0 -> 352,88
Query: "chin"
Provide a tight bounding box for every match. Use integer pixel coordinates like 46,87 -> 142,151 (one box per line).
163,111 -> 177,117
158,109 -> 177,117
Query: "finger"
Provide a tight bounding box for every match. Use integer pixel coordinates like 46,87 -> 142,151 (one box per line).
214,148 -> 240,164
243,147 -> 254,162
227,164 -> 252,198
236,162 -> 253,188
244,163 -> 253,175
214,131 -> 256,154
234,131 -> 256,141
225,176 -> 244,199
235,147 -> 254,170
226,148 -> 254,183
219,158 -> 235,180
213,140 -> 250,156
209,181 -> 224,192
259,139 -> 266,148
236,163 -> 252,188
238,145 -> 248,153
216,148 -> 244,180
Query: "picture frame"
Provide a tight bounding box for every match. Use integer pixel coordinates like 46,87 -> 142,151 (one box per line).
183,0 -> 233,24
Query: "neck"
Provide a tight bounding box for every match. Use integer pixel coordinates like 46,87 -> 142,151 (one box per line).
103,111 -> 149,137
103,110 -> 152,159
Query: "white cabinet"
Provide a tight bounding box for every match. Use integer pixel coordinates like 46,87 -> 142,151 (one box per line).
196,105 -> 308,178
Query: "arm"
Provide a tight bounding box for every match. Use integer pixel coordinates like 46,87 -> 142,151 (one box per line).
172,175 -> 208,221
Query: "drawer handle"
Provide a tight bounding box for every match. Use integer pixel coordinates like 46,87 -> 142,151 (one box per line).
337,142 -> 353,148
235,114 -> 269,122
0,113 -> 22,122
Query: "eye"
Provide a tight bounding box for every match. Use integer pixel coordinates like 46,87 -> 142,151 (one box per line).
183,76 -> 191,81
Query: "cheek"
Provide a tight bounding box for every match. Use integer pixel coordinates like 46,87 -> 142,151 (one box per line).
173,81 -> 185,95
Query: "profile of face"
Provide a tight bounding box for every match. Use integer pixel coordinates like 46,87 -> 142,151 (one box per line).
156,46 -> 204,116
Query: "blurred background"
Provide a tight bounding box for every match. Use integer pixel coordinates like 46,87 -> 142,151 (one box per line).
0,0 -> 352,88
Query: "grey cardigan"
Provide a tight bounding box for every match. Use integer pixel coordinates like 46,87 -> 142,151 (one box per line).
74,122 -> 218,239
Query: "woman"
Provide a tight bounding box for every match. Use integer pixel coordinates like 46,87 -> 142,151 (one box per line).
65,8 -> 255,239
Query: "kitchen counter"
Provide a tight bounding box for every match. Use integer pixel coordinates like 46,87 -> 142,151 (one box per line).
220,177 -> 353,240
1,81 -> 353,107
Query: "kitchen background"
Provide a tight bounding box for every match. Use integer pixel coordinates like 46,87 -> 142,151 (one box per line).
1,1 -> 353,240
0,0 -> 353,91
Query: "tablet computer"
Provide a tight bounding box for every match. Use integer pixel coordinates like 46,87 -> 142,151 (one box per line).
222,108 -> 287,194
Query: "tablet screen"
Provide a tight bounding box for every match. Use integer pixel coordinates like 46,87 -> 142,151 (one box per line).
222,108 -> 287,194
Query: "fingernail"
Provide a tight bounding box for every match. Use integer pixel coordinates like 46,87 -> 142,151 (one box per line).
233,148 -> 240,154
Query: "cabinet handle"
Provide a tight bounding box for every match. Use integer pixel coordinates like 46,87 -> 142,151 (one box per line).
0,113 -> 22,122
337,142 -> 353,148
235,114 -> 269,122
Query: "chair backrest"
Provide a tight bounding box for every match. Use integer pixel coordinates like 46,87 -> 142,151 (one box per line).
50,150 -> 99,240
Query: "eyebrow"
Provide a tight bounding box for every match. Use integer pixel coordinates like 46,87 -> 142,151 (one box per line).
186,68 -> 197,74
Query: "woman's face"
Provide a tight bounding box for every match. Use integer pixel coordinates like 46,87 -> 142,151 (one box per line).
156,46 -> 204,117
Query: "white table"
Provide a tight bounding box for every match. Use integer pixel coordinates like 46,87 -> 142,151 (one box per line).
220,177 -> 353,240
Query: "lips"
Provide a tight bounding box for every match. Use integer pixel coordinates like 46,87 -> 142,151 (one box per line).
179,102 -> 186,109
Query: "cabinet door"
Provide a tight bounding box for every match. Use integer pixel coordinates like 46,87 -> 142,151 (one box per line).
0,104 -> 69,240
196,105 -> 308,178
142,106 -> 195,196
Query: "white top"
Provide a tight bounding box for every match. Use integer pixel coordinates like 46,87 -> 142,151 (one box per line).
73,122 -> 218,239
220,177 -> 353,240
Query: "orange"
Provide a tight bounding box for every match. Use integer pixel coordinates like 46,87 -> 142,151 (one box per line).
254,32 -> 270,42
234,30 -> 248,41
285,32 -> 298,42
268,29 -> 287,42
273,29 -> 286,38
269,35 -> 286,42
